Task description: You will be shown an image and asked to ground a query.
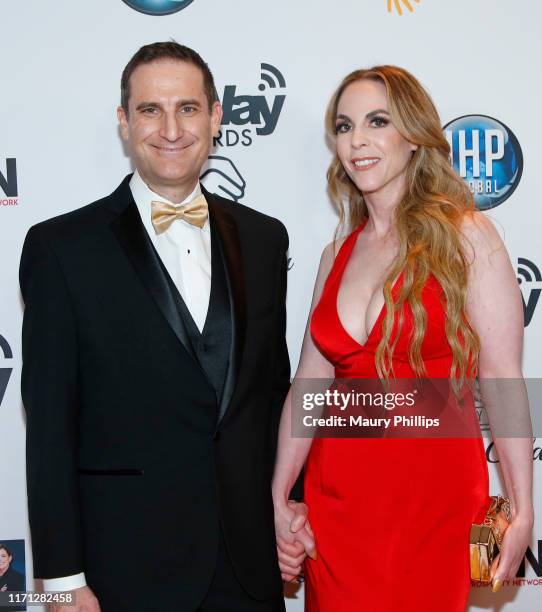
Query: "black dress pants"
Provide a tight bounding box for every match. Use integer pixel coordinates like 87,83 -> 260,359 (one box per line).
197,532 -> 286,612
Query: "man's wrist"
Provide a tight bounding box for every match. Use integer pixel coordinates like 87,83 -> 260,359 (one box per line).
272,488 -> 289,508
42,572 -> 87,592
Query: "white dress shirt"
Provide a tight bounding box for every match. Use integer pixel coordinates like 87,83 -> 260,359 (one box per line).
43,171 -> 213,592
131,170 -> 212,331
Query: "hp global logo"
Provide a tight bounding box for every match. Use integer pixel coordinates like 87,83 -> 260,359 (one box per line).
216,63 -> 286,147
444,115 -> 523,210
121,0 -> 194,15
0,335 -> 13,408
0,158 -> 18,206
518,258 -> 541,327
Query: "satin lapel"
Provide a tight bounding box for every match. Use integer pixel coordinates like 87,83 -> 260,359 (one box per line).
110,200 -> 197,362
205,190 -> 247,423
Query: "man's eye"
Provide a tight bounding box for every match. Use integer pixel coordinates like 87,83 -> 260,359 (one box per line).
181,106 -> 197,113
142,107 -> 158,114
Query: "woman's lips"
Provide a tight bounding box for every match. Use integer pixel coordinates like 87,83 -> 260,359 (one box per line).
351,157 -> 380,171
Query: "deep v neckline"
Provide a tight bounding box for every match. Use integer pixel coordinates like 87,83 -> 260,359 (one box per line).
335,221 -> 403,349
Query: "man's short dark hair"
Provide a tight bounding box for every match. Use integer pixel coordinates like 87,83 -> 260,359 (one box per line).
120,41 -> 219,114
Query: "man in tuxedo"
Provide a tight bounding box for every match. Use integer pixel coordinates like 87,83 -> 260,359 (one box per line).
20,42 -> 309,612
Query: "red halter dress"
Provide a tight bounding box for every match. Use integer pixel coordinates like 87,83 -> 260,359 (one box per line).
304,222 -> 489,611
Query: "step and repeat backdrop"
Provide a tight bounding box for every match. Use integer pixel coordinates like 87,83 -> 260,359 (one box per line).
1,1 -> 540,610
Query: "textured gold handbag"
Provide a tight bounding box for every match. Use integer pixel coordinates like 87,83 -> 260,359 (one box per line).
470,496 -> 511,585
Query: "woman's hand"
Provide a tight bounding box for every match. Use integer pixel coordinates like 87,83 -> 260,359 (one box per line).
491,513 -> 534,592
274,500 -> 316,582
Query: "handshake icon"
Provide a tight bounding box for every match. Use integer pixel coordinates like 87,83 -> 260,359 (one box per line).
200,155 -> 246,203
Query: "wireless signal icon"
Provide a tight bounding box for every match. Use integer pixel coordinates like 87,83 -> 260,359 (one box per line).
258,64 -> 286,92
0,334 -> 13,408
517,258 -> 542,285
0,335 -> 12,359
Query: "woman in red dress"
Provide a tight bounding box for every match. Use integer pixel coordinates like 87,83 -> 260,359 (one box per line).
272,66 -> 533,611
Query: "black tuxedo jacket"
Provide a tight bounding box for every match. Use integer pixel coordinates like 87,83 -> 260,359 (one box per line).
20,176 -> 292,611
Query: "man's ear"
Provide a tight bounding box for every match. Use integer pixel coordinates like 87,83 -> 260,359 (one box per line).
211,101 -> 223,138
117,106 -> 129,141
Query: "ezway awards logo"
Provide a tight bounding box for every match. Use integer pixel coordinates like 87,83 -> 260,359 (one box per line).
216,63 -> 286,148
0,158 -> 18,206
121,0 -> 195,15
201,156 -> 246,202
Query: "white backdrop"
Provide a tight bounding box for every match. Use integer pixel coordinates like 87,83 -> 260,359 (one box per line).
1,1 -> 540,610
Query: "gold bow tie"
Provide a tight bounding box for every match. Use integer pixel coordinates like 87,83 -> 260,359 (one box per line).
151,193 -> 208,234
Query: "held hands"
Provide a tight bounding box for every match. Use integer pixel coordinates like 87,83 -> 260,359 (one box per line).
274,500 -> 316,582
49,585 -> 100,612
490,514 -> 534,592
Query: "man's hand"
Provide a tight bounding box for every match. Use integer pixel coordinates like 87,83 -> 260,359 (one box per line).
274,500 -> 316,582
49,585 -> 100,612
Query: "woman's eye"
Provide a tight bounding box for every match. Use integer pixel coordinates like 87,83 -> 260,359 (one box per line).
371,116 -> 389,127
335,122 -> 351,134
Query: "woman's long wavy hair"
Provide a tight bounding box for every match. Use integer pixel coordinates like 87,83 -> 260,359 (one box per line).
326,65 -> 479,382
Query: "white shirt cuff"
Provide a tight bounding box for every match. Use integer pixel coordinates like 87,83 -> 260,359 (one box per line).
42,573 -> 87,591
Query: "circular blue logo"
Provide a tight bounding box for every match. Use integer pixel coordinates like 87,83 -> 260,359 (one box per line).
443,115 -> 523,210
122,0 -> 195,16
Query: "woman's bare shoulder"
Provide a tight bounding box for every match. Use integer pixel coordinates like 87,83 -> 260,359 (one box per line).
460,210 -> 505,264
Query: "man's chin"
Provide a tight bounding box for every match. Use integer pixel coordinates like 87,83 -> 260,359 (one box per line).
142,170 -> 199,191
140,166 -> 184,182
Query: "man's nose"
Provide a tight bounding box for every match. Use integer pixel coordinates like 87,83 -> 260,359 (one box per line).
160,112 -> 184,141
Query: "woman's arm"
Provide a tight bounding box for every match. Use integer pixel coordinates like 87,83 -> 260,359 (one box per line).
463,212 -> 534,589
272,242 -> 338,580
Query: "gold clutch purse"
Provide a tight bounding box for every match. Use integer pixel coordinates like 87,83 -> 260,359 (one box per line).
470,496 -> 511,585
